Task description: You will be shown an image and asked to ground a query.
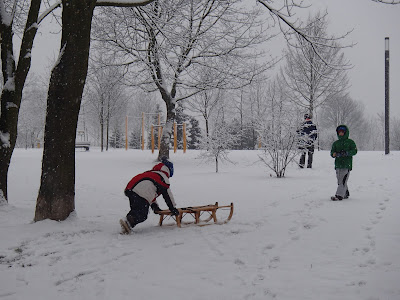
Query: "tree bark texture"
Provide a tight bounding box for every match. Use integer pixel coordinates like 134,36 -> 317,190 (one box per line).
35,0 -> 96,221
158,97 -> 175,160
0,0 -> 41,203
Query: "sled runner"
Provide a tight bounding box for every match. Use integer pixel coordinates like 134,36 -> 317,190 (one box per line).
156,202 -> 234,227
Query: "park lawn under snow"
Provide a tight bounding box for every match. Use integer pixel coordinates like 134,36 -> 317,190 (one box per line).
1,148 -> 400,300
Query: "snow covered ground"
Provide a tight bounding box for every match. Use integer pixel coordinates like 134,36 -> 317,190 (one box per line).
1,148 -> 399,300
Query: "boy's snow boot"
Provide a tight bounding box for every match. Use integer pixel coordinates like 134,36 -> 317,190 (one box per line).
331,195 -> 343,201
120,218 -> 132,235
344,190 -> 350,199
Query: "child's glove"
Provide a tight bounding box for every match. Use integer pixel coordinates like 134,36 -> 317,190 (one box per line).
151,203 -> 161,213
339,150 -> 348,157
170,207 -> 179,216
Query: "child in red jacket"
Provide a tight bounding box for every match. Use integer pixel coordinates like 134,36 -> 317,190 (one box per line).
120,157 -> 178,234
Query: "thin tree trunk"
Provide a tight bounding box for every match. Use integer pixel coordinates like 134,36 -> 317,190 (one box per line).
35,0 -> 96,221
158,98 -> 175,160
100,106 -> 104,152
0,0 -> 41,203
106,107 -> 110,151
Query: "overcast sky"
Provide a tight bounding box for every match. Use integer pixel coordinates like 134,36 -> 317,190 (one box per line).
308,0 -> 400,117
30,0 -> 399,117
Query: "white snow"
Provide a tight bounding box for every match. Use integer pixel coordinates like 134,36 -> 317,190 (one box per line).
53,43 -> 67,70
6,102 -> 18,109
1,149 -> 400,300
3,77 -> 15,92
96,0 -> 155,6
0,130 -> 10,148
0,1 -> 12,27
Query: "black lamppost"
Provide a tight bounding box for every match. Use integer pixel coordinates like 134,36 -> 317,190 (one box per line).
385,37 -> 390,155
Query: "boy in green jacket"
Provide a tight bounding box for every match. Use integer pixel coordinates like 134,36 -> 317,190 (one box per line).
330,125 -> 357,201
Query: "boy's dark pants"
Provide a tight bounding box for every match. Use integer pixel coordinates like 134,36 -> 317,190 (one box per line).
125,190 -> 150,227
299,146 -> 314,168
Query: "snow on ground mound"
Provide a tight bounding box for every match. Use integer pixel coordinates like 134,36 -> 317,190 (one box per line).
1,149 -> 399,300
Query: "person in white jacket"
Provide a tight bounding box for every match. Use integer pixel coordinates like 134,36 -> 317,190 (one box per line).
121,157 -> 178,233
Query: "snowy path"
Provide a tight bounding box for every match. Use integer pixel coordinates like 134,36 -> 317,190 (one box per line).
1,149 -> 399,300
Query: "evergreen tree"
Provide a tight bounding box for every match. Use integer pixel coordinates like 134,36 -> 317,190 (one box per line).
188,117 -> 202,150
129,131 -> 141,149
110,126 -> 124,148
174,102 -> 190,149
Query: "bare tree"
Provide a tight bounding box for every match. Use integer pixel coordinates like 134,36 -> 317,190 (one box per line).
0,0 -> 50,204
318,93 -> 367,150
34,0 -> 154,222
280,12 -> 349,118
199,109 -> 239,173
390,117 -> 400,150
187,89 -> 222,139
257,79 -> 300,178
16,73 -> 47,149
92,0 -> 271,160
84,65 -> 128,151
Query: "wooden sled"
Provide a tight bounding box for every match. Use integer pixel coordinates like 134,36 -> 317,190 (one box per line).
156,202 -> 234,227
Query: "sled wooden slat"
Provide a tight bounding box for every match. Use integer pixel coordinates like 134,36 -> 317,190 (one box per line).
156,202 -> 234,227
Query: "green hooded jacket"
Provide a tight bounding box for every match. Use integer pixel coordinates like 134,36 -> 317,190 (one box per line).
330,125 -> 357,170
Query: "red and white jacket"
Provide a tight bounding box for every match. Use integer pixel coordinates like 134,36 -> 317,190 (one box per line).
125,163 -> 176,209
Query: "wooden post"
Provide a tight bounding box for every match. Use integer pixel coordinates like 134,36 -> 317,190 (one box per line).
174,122 -> 177,153
151,125 -> 155,153
141,112 -> 145,150
183,123 -> 187,153
125,115 -> 128,150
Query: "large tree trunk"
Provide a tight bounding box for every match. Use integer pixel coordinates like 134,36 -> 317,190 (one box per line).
100,105 -> 104,151
0,0 -> 41,203
0,23 -> 16,204
35,0 -> 96,221
158,97 -> 175,160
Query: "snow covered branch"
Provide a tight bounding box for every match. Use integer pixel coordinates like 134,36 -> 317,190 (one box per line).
257,0 -> 353,69
38,1 -> 61,25
95,0 -> 155,6
371,0 -> 400,3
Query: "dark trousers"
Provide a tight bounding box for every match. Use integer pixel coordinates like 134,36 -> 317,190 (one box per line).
299,148 -> 314,168
125,190 -> 150,227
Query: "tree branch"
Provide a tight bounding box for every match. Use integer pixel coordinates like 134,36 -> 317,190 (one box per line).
95,0 -> 155,7
371,0 -> 400,3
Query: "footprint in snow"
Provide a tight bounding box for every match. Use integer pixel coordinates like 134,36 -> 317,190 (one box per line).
291,235 -> 300,241
362,247 -> 370,254
262,244 -> 275,254
234,258 -> 245,266
268,256 -> 280,269
346,280 -> 367,287
252,274 -> 265,285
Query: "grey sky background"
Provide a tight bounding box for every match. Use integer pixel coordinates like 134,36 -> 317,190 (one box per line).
309,0 -> 400,118
29,0 -> 399,118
